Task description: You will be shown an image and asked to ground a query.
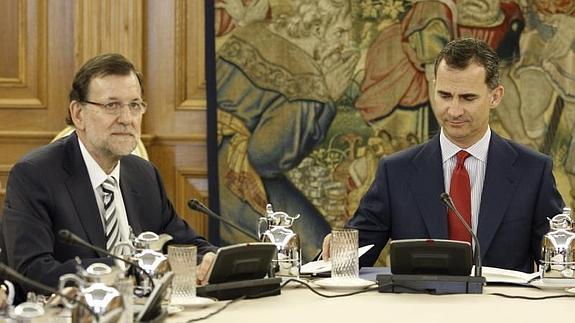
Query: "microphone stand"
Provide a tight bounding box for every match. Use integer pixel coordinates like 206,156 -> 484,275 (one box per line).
376,193 -> 486,295
188,199 -> 260,241
187,199 -> 283,300
440,193 -> 482,277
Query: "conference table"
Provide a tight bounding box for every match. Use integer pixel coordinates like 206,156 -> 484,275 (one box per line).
168,269 -> 574,323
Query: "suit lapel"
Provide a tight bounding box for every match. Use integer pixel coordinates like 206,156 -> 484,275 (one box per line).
120,160 -> 142,236
63,133 -> 108,256
408,135 -> 449,239
477,133 -> 519,258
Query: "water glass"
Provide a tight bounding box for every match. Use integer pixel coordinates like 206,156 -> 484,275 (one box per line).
116,276 -> 134,323
331,228 -> 359,279
167,245 -> 197,299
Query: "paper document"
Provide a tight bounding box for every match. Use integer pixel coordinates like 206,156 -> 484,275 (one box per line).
479,266 -> 540,285
300,244 -> 374,275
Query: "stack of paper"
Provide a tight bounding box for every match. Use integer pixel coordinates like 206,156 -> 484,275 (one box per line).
480,266 -> 540,285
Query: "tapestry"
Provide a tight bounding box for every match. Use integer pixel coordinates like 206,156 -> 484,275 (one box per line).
206,0 -> 575,262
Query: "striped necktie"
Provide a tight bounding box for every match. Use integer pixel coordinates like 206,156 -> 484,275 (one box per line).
102,176 -> 120,251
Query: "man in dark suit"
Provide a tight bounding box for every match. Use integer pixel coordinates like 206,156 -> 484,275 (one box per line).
323,38 -> 564,273
2,54 -> 217,291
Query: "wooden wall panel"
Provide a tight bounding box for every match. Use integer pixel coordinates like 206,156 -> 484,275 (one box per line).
145,0 -> 209,235
0,0 -> 74,132
175,0 -> 206,110
74,0 -> 144,70
146,0 -> 208,134
0,0 -> 20,79
0,0 -> 47,112
176,168 -> 209,237
147,138 -> 209,237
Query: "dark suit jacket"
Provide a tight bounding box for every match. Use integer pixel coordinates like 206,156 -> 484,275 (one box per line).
2,133 -> 217,290
349,132 -> 564,273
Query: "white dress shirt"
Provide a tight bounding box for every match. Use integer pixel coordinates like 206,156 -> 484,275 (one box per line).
440,127 -> 491,236
77,137 -> 131,246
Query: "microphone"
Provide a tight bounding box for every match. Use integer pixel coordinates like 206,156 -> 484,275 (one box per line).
188,199 -> 260,241
440,192 -> 482,277
376,194 -> 486,295
58,229 -> 155,293
188,199 -> 283,300
0,263 -> 98,319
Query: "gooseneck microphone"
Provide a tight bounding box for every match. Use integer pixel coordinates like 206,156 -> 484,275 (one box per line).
0,263 -> 98,319
58,229 -> 155,292
440,192 -> 482,277
187,199 -> 260,241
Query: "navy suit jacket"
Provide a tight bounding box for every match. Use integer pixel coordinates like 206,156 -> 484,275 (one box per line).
349,132 -> 564,273
2,133 -> 217,290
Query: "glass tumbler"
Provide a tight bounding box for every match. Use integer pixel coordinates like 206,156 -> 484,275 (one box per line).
331,228 -> 359,279
167,245 -> 197,299
116,276 -> 134,323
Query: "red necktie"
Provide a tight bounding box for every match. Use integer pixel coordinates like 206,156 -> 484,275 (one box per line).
448,151 -> 472,243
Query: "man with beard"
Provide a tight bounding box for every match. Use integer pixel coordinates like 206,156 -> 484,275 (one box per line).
216,0 -> 359,260
2,54 -> 218,294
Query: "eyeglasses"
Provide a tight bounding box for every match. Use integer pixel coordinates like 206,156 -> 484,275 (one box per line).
82,100 -> 147,115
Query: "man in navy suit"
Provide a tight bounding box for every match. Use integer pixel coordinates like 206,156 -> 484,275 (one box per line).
2,54 -> 217,291
323,38 -> 564,273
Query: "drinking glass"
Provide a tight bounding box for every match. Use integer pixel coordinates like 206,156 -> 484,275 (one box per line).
116,276 -> 134,323
167,245 -> 197,299
331,228 -> 359,279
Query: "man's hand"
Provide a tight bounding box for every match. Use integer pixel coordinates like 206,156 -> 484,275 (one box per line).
321,233 -> 333,261
197,252 -> 216,285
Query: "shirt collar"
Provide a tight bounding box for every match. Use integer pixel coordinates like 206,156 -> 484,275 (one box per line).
440,127 -> 491,163
77,135 -> 121,189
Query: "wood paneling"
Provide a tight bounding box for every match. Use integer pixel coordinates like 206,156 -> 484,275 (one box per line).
146,135 -> 209,234
0,0 -> 20,79
176,168 -> 209,237
146,0 -> 208,134
143,0 -> 209,237
0,131 -> 55,165
74,0 -> 144,70
0,0 -> 47,110
175,0 -> 206,110
0,0 -> 210,238
0,0 -> 73,132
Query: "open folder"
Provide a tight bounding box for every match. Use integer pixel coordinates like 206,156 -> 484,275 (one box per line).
300,244 -> 374,275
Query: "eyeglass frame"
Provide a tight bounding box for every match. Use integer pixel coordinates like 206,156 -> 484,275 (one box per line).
81,100 -> 147,115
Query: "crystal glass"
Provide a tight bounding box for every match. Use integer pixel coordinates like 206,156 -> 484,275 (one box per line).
167,245 -> 197,299
116,276 -> 134,323
331,228 -> 359,279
